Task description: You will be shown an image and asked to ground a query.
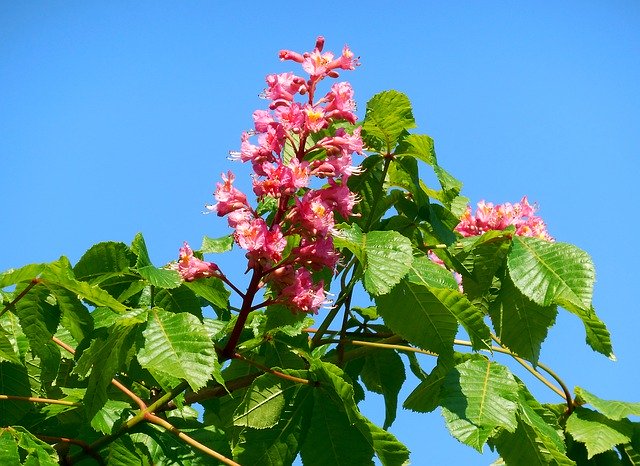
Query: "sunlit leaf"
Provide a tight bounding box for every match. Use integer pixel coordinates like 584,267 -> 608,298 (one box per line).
566,407 -> 633,458
361,90 -> 416,153
574,387 -> 640,421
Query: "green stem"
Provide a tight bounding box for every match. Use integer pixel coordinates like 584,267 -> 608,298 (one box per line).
310,262 -> 359,348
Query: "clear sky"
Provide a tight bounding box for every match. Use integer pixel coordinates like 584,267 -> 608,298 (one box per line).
2,2 -> 639,464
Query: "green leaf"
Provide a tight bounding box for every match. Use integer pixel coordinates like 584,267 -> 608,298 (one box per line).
233,382 -> 314,466
458,230 -> 513,298
0,264 -> 45,289
507,237 -> 594,309
566,407 -> 633,458
154,285 -> 202,316
74,321 -> 140,419
46,283 -> 94,344
395,133 -> 437,165
361,349 -> 406,429
131,233 -> 182,289
362,420 -> 411,466
507,237 -> 614,359
41,257 -> 128,313
233,373 -> 294,429
335,225 -> 413,296
0,426 -> 58,465
440,358 -> 519,451
404,354 -> 461,413
407,255 -> 458,290
362,90 -> 416,153
183,277 -> 230,313
108,436 -> 151,466
489,274 -> 558,364
91,400 -> 132,434
377,279 -> 457,356
73,241 -> 134,282
0,429 -> 20,465
300,390 -> 375,466
0,331 -> 21,365
0,362 -> 32,424
575,387 -> 640,421
137,308 -> 219,391
200,235 -> 234,254
491,418 -> 576,466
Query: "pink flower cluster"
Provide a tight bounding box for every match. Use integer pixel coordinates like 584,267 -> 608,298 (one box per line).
199,37 -> 362,314
175,242 -> 220,282
455,196 -> 553,241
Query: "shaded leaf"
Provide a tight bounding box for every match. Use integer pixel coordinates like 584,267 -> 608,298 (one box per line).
361,349 -> 405,429
489,274 -> 557,364
91,400 -> 132,434
0,362 -> 32,424
0,426 -> 58,465
233,373 -> 295,429
183,278 -> 230,313
154,285 -> 202,317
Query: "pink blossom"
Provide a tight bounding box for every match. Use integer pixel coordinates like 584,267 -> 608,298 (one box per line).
176,242 -> 220,282
274,102 -> 305,133
292,237 -> 340,270
317,127 -> 363,157
455,196 -> 553,241
263,72 -> 306,102
280,268 -> 327,314
234,217 -> 268,252
207,171 -> 249,216
252,109 -> 276,133
233,131 -> 276,165
291,191 -> 335,236
322,82 -> 357,123
304,105 -> 329,132
317,181 -> 358,218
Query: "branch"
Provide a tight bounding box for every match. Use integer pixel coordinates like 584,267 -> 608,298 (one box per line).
37,435 -> 105,466
233,352 -> 313,385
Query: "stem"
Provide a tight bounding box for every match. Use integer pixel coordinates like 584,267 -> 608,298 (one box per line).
220,266 -> 263,360
69,381 -> 190,463
0,278 -> 40,318
219,274 -> 245,299
0,394 -> 80,407
310,262 -> 359,347
37,435 -> 105,465
146,414 -> 240,466
233,352 -> 312,385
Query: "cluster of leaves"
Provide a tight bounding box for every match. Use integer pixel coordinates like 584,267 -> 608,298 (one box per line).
1,90 -> 639,465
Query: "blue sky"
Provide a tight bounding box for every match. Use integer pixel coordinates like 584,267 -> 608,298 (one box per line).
2,2 -> 639,464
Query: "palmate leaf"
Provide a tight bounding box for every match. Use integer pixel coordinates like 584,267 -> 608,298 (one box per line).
154,285 -> 202,317
506,237 -> 614,359
489,274 -> 558,364
137,308 -> 219,391
565,407 -> 634,459
360,349 -> 406,429
183,277 -> 230,313
335,225 -> 413,296
574,387 -> 640,421
361,90 -> 416,153
440,358 -> 519,451
377,279 -> 457,356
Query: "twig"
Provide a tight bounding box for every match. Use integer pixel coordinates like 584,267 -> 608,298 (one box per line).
37,435 -> 105,465
0,278 -> 41,318
0,394 -> 80,407
233,352 -> 312,385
